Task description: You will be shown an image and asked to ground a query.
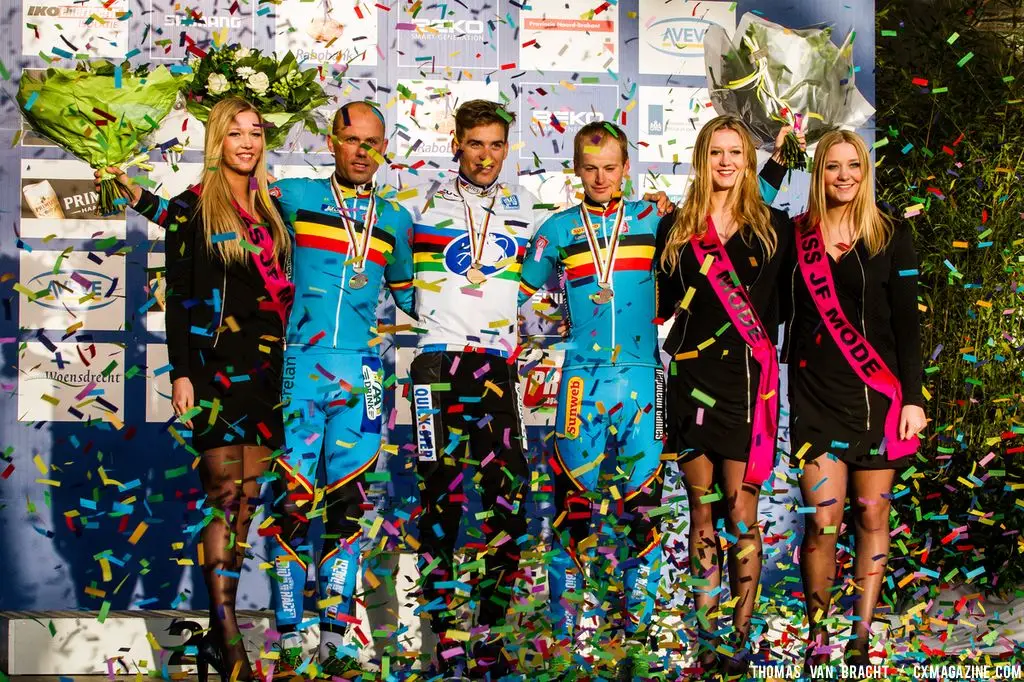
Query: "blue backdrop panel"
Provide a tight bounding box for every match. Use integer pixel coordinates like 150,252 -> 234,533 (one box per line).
0,0 -> 874,611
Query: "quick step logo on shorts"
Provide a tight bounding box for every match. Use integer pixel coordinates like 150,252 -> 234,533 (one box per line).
563,376 -> 585,439
413,385 -> 437,461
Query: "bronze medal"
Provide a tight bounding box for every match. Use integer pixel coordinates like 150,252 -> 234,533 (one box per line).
350,272 -> 369,289
593,286 -> 614,304
466,266 -> 487,284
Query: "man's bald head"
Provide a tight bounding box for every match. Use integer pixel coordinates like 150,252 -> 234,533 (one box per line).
327,101 -> 389,186
332,101 -> 386,138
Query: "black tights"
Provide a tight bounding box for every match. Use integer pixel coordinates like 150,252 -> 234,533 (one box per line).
680,455 -> 763,651
198,444 -> 272,677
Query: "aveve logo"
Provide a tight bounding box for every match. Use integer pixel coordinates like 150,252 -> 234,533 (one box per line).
26,269 -> 117,312
563,376 -> 585,439
646,17 -> 715,57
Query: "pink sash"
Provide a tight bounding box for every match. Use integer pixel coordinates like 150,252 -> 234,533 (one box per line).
793,217 -> 918,460
691,217 -> 780,485
192,185 -> 294,329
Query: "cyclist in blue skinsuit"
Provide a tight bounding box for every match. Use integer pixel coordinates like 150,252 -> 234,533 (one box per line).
519,122 -> 788,680
267,101 -> 415,676
518,122 -> 665,679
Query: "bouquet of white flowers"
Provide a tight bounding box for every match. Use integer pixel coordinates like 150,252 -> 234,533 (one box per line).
184,46 -> 330,149
704,13 -> 875,169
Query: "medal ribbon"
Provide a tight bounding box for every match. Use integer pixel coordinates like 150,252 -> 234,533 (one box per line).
579,201 -> 625,287
330,175 -> 377,273
455,180 -> 497,268
793,216 -> 919,461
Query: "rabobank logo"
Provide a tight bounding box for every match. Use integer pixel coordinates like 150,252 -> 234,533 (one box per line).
26,269 -> 117,312
646,17 -> 714,58
442,232 -> 517,276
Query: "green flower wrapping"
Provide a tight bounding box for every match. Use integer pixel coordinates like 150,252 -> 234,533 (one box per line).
16,62 -> 183,215
184,46 -> 331,150
703,13 -> 875,169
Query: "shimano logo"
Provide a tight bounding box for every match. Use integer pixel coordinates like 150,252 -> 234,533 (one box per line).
413,18 -> 485,35
164,13 -> 242,28
532,110 -> 605,128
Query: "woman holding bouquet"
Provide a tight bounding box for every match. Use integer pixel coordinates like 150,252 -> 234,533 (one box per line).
656,115 -> 792,678
784,130 -> 926,670
105,97 -> 292,681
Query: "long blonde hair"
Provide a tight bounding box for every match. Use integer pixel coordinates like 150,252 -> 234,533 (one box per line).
806,130 -> 892,257
659,115 -> 775,274
198,98 -> 290,267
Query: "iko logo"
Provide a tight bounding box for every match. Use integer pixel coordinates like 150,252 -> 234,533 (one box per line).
26,269 -> 117,312
413,385 -> 437,461
501,195 -> 520,210
26,5 -> 109,18
531,110 -> 605,129
164,13 -> 242,28
412,18 -> 485,35
646,18 -> 714,58
443,232 -> 517,276
647,105 -> 665,135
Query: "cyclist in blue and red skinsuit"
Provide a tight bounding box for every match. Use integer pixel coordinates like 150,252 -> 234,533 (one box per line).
519,122 -> 665,679
267,101 -> 415,676
519,121 -> 789,680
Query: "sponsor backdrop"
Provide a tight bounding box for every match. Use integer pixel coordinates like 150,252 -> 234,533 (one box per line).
0,0 -> 873,618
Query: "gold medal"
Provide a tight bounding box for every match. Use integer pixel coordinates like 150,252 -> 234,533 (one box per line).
466,266 -> 486,284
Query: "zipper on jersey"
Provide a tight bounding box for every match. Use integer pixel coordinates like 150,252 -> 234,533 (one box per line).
605,215 -> 617,353
331,196 -> 356,348
213,269 -> 227,348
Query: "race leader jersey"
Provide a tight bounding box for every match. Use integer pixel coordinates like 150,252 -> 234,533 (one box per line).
519,198 -> 662,369
271,177 -> 415,351
411,176 -> 547,356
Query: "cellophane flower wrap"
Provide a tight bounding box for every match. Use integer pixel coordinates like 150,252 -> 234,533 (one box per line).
184,46 -> 330,149
703,13 -> 875,168
17,61 -> 183,215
